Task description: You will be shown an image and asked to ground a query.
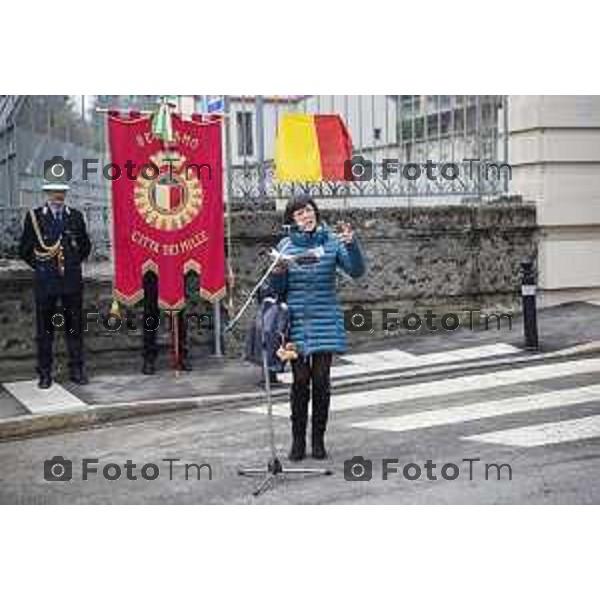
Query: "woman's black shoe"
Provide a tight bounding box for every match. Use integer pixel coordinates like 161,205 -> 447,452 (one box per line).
311,433 -> 328,460
288,438 -> 306,462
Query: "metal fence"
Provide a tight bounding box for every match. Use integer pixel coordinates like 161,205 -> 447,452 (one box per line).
227,95 -> 509,207
0,95 -> 113,256
0,95 -> 110,209
0,95 -> 510,255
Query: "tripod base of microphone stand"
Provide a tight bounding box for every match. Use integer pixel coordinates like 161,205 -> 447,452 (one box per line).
238,457 -> 333,497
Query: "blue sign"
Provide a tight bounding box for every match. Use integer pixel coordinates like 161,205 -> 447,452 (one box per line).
205,95 -> 224,113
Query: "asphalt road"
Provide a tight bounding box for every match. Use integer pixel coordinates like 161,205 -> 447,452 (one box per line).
2,355 -> 600,504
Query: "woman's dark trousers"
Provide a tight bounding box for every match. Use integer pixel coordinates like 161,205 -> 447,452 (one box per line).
290,352 -> 332,459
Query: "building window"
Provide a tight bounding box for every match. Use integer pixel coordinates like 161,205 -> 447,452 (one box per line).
440,111 -> 451,135
439,95 -> 451,110
400,95 -> 421,116
236,111 -> 254,157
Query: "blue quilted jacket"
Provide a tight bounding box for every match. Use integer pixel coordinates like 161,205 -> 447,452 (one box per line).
270,223 -> 366,356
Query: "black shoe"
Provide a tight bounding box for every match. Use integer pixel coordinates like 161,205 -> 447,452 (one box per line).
288,437 -> 306,462
70,368 -> 89,385
178,359 -> 192,372
142,360 -> 156,375
38,374 -> 52,389
311,432 -> 328,460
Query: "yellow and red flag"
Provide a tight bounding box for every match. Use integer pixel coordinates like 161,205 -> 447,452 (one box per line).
275,114 -> 352,182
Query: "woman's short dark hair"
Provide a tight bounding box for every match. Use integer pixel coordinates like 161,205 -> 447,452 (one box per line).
283,194 -> 321,226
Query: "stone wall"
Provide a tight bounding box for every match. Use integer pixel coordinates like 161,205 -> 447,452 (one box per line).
0,203 -> 537,378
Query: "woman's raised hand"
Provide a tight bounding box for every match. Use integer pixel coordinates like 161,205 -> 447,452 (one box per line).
336,221 -> 354,245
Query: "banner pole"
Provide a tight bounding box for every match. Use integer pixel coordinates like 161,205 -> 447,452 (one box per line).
173,311 -> 180,369
213,301 -> 222,357
213,103 -> 230,358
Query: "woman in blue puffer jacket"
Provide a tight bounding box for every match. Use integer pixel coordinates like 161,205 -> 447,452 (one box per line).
270,195 -> 366,461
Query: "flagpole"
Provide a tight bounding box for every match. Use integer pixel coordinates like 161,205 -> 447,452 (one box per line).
213,97 -> 231,358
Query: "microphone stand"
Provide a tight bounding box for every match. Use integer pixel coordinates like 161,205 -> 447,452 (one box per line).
227,239 -> 333,497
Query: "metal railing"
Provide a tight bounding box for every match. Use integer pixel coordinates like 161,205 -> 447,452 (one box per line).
226,95 -> 509,207
0,95 -> 511,254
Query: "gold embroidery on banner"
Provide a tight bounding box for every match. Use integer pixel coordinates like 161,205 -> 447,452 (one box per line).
134,151 -> 203,232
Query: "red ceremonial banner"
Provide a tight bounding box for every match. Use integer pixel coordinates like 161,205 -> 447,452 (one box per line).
107,113 -> 225,309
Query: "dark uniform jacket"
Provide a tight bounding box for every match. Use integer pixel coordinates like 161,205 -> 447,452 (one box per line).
19,204 -> 92,299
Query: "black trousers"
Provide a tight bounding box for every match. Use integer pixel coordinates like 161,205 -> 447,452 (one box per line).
142,272 -> 188,366
35,292 -> 84,376
290,352 -> 333,437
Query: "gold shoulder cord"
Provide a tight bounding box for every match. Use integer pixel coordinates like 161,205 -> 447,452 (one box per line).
30,209 -> 65,275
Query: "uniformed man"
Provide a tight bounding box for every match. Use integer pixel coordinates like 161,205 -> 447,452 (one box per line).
19,181 -> 92,388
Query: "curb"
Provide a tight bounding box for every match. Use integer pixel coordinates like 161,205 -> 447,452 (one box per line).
0,400 -> 198,442
2,340 -> 600,442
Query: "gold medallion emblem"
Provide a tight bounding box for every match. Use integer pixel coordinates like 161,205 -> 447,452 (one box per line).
134,151 -> 203,231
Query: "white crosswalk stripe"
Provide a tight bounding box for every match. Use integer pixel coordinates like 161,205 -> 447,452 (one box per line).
245,356 -> 600,417
464,415 -> 600,447
244,354 -> 600,448
2,380 -> 86,414
350,384 -> 600,432
277,343 -> 521,384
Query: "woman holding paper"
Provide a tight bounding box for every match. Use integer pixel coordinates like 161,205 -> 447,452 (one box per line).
270,195 -> 366,461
